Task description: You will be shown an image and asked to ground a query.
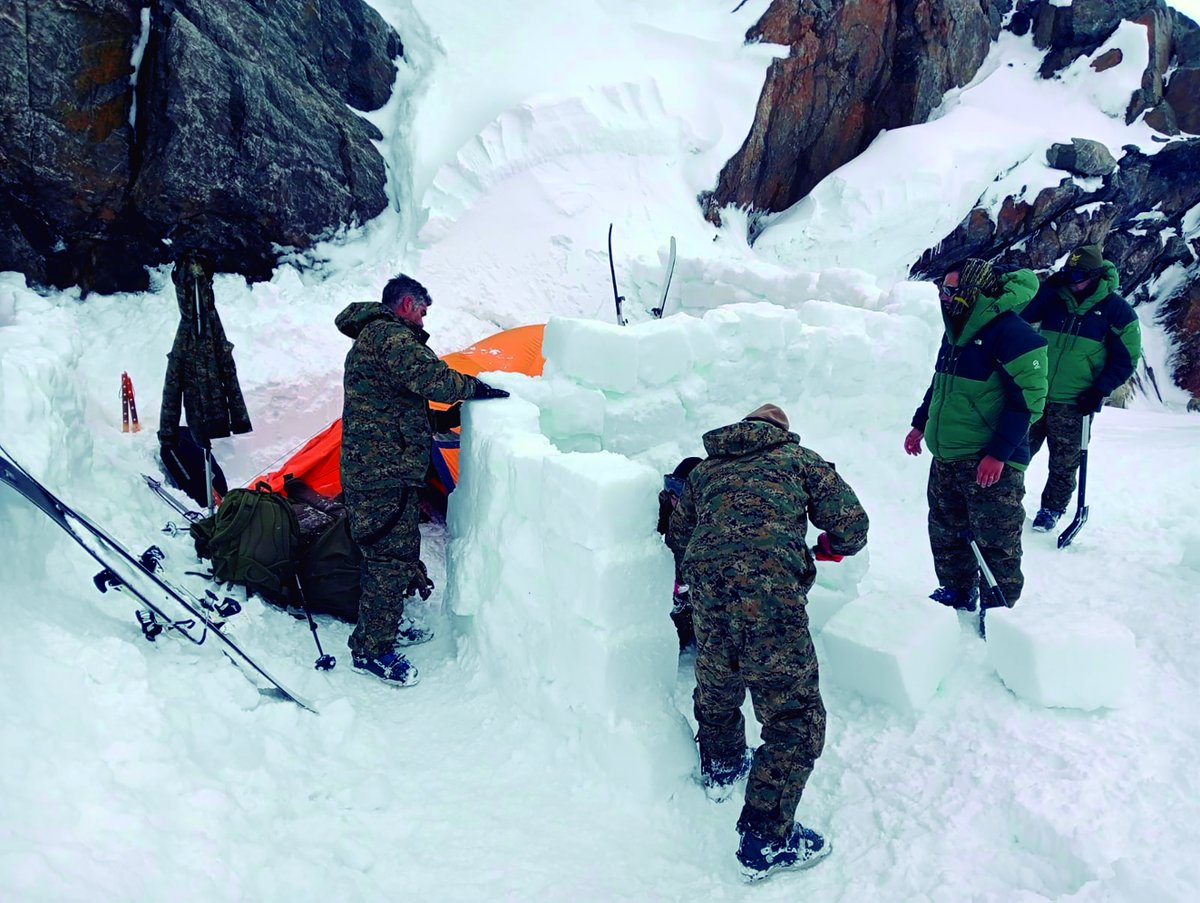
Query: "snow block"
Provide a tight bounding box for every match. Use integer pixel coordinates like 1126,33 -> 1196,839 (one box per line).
543,533 -> 674,631
542,316 -> 639,393
807,549 -> 869,633
538,378 -> 605,444
986,607 -> 1136,711
602,389 -> 686,456
634,317 -> 694,387
540,451 -> 659,550
821,593 -> 960,712
1180,532 -> 1200,572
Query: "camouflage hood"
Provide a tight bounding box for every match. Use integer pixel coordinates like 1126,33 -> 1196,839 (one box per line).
336,302 -> 431,343
702,420 -> 798,459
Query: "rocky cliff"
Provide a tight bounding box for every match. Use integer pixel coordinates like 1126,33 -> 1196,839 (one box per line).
0,0 -> 401,293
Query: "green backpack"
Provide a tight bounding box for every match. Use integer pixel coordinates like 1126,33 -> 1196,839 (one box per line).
297,512 -> 363,621
191,486 -> 301,603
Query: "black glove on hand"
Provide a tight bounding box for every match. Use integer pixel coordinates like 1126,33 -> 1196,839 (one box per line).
1076,387 -> 1105,414
430,402 -> 462,432
473,382 -> 510,400
406,560 -> 435,601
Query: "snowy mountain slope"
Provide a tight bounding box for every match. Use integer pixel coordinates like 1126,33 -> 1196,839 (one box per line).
2,1 -> 1199,900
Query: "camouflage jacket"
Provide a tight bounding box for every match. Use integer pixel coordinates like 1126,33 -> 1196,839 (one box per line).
336,303 -> 483,491
666,421 -> 868,591
158,258 -> 253,444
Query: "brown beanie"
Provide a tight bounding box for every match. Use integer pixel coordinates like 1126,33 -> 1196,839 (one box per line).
743,403 -> 789,431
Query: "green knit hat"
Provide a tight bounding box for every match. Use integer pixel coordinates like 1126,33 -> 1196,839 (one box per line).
1066,245 -> 1105,274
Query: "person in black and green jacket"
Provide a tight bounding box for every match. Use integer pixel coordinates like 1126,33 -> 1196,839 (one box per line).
905,259 -> 1048,611
1019,245 -> 1142,532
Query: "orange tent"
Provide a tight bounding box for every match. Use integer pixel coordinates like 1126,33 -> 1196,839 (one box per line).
255,324 -> 544,497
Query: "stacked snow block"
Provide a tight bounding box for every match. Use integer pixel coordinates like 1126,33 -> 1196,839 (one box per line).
447,394 -> 693,797
538,299 -> 936,464
985,607 -> 1137,711
819,593 -> 961,713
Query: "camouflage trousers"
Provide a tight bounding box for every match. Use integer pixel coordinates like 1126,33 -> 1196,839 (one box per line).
685,554 -> 825,844
927,457 -> 1026,604
1028,402 -> 1085,513
344,485 -> 421,659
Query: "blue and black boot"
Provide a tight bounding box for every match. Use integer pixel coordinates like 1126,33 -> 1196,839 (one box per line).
930,585 -> 979,612
1032,507 -> 1065,533
700,747 -> 753,802
737,822 -> 831,882
351,649 -> 420,686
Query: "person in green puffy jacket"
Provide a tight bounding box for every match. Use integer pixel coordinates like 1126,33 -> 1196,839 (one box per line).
1019,245 -> 1142,533
336,275 -> 510,685
905,259 -> 1047,611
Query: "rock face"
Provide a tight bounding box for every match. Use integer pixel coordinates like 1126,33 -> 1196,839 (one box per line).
912,138 -> 1200,399
705,0 -> 1200,399
0,0 -> 401,293
701,0 -> 1005,227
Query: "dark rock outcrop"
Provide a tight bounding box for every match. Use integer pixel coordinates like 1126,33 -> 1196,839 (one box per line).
0,0 -> 402,293
1046,138 -> 1118,176
700,0 -> 1004,228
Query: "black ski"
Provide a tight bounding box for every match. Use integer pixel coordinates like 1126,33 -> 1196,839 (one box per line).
608,223 -> 626,326
0,443 -> 317,713
651,236 -> 677,319
1057,415 -> 1092,549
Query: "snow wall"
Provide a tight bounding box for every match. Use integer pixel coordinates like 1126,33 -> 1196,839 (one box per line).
446,275 -> 943,797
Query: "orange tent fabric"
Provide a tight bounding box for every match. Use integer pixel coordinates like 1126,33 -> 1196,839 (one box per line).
255,324 -> 544,496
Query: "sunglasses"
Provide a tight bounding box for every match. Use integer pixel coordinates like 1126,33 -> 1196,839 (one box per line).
663,475 -> 686,496
1064,266 -> 1097,284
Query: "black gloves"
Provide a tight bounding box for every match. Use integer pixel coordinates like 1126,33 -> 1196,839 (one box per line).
473,382 -> 510,400
406,560 -> 434,601
430,402 -> 462,433
1076,387 -> 1105,414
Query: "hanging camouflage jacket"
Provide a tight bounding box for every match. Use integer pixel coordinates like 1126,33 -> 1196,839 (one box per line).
666,420 -> 868,593
336,302 -> 484,492
158,257 -> 253,444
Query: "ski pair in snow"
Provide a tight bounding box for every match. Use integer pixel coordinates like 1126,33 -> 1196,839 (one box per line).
607,224 -> 676,326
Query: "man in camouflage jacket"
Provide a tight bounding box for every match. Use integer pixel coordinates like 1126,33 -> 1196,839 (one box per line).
1020,244 -> 1141,532
336,274 -> 508,683
906,259 -> 1047,610
667,404 -> 868,873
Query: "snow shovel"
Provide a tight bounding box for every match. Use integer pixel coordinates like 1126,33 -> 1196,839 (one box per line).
1057,414 -> 1093,549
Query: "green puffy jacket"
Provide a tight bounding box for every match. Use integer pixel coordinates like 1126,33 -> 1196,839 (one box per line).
1019,261 -> 1142,404
912,271 -> 1048,469
666,420 -> 868,592
336,303 -> 482,493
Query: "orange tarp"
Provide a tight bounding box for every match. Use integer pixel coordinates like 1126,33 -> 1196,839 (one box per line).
255,324 -> 544,497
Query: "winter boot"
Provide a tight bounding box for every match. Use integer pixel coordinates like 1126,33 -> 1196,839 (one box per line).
700,748 -> 753,802
737,823 -> 830,882
351,649 -> 420,686
1032,508 -> 1065,533
929,585 -> 979,612
395,615 -> 434,647
670,592 -> 695,652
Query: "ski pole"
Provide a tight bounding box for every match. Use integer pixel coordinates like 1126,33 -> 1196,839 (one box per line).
1057,414 -> 1092,549
291,579 -> 335,671
961,530 -> 1007,639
